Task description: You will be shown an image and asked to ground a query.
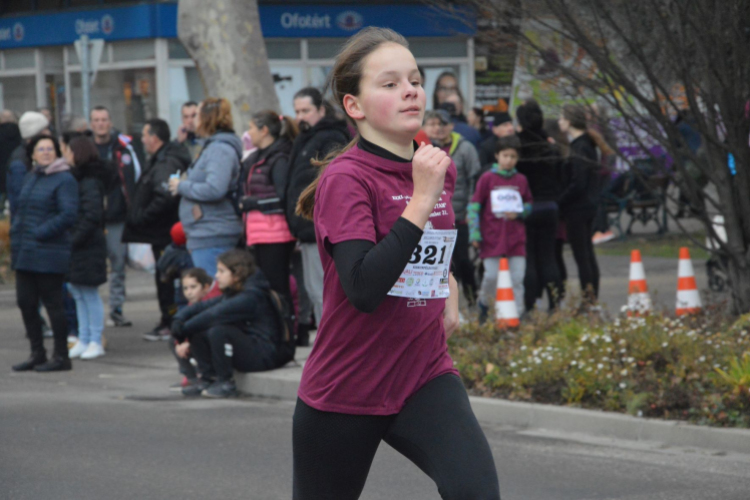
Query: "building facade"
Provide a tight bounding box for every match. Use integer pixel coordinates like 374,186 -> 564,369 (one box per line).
0,1 -> 476,136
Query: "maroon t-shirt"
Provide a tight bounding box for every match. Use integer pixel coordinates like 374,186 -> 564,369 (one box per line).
298,145 -> 459,415
471,170 -> 532,259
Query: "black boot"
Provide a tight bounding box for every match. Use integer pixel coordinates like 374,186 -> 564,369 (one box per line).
34,356 -> 72,372
12,351 -> 47,372
296,323 -> 311,347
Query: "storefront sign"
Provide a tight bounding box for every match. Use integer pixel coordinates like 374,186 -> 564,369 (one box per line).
0,3 -> 475,49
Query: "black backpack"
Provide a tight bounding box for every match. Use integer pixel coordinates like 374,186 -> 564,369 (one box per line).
266,289 -> 297,366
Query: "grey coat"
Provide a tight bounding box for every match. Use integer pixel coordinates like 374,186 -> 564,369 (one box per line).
451,135 -> 481,222
177,132 -> 243,250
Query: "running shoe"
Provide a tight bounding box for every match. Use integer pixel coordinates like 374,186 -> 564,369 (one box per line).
202,380 -> 239,399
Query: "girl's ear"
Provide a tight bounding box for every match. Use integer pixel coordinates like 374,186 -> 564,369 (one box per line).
342,94 -> 365,122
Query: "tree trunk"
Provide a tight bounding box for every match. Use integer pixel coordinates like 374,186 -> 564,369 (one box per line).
178,0 -> 279,133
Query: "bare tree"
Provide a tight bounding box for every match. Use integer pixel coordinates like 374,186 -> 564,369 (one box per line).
442,0 -> 750,312
178,0 -> 280,131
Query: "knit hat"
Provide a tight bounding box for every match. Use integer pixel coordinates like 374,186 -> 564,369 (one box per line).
490,112 -> 512,127
19,111 -> 50,140
170,222 -> 187,247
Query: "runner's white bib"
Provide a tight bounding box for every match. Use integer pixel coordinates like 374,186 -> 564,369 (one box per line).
388,229 -> 457,299
490,187 -> 523,216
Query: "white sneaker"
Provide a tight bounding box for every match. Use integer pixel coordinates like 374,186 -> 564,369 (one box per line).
80,342 -> 105,360
68,340 -> 89,359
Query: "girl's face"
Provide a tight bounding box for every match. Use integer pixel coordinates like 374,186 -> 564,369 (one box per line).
61,142 -> 75,166
495,148 -> 519,171
558,115 -> 571,134
215,261 -> 239,290
435,75 -> 459,105
344,43 -> 426,143
247,120 -> 268,147
182,276 -> 209,305
32,138 -> 58,167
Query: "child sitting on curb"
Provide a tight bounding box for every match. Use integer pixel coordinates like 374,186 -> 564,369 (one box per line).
468,135 -> 532,323
169,268 -> 222,392
171,249 -> 285,398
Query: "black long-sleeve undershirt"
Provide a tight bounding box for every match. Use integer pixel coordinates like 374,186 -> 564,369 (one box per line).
331,217 -> 424,314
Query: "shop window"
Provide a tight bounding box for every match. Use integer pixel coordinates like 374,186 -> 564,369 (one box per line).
308,40 -> 344,60
266,41 -> 301,60
168,39 -> 191,60
112,40 -> 155,62
408,39 -> 467,58
3,49 -> 35,70
0,76 -> 37,115
42,48 -> 65,72
70,68 -> 157,136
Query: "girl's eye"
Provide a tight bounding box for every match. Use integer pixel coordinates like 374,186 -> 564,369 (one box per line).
412,81 -> 422,87
384,83 -> 397,88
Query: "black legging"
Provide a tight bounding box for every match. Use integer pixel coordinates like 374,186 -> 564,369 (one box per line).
524,205 -> 562,311
293,374 -> 501,499
452,222 -> 477,304
16,271 -> 69,360
190,325 -> 277,381
564,208 -> 600,302
253,241 -> 295,305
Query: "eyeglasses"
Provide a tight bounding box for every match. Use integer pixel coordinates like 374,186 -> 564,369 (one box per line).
437,86 -> 458,93
35,147 -> 55,153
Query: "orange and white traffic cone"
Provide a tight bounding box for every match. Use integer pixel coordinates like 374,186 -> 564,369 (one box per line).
676,247 -> 702,315
627,249 -> 652,316
496,258 -> 520,328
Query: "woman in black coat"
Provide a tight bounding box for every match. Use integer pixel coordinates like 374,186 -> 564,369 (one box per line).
61,134 -> 110,361
557,104 -> 604,305
11,134 -> 78,373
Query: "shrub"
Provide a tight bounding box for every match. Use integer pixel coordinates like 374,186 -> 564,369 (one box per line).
449,302 -> 750,427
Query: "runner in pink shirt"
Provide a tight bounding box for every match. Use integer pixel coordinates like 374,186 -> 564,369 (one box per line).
292,27 -> 501,499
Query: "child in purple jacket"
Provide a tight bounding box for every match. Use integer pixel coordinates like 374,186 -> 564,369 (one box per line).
468,135 -> 532,322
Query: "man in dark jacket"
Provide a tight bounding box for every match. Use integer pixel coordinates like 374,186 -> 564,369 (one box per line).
91,105 -> 142,328
0,110 -> 22,205
286,88 -> 350,344
124,118 -> 191,340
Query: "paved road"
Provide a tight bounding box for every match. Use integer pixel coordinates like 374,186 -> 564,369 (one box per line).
1,267 -> 747,500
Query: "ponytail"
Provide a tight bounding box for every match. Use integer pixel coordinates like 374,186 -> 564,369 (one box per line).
586,128 -> 615,157
250,110 -> 298,143
296,135 -> 359,220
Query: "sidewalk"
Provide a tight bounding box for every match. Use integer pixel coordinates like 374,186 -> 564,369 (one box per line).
237,344 -> 750,456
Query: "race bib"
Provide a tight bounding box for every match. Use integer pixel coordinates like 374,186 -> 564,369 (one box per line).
388,229 -> 457,299
490,187 -> 523,215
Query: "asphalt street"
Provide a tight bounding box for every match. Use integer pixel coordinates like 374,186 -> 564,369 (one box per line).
1,253 -> 746,500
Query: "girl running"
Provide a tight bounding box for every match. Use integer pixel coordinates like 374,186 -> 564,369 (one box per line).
293,27 -> 501,499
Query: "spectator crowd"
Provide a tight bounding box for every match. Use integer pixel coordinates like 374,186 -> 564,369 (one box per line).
1,72 -> 618,398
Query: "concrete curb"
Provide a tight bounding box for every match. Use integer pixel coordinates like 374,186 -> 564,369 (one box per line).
236,369 -> 750,455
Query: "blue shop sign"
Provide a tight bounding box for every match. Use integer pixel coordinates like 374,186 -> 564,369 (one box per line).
0,3 -> 474,50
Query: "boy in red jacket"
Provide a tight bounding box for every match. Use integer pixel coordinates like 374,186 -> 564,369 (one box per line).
468,135 -> 532,322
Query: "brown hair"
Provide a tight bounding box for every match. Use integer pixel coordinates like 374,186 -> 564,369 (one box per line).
296,27 -> 409,220
251,109 -> 298,143
181,267 -> 213,288
217,249 -> 257,293
68,136 -> 100,166
197,97 -> 234,137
